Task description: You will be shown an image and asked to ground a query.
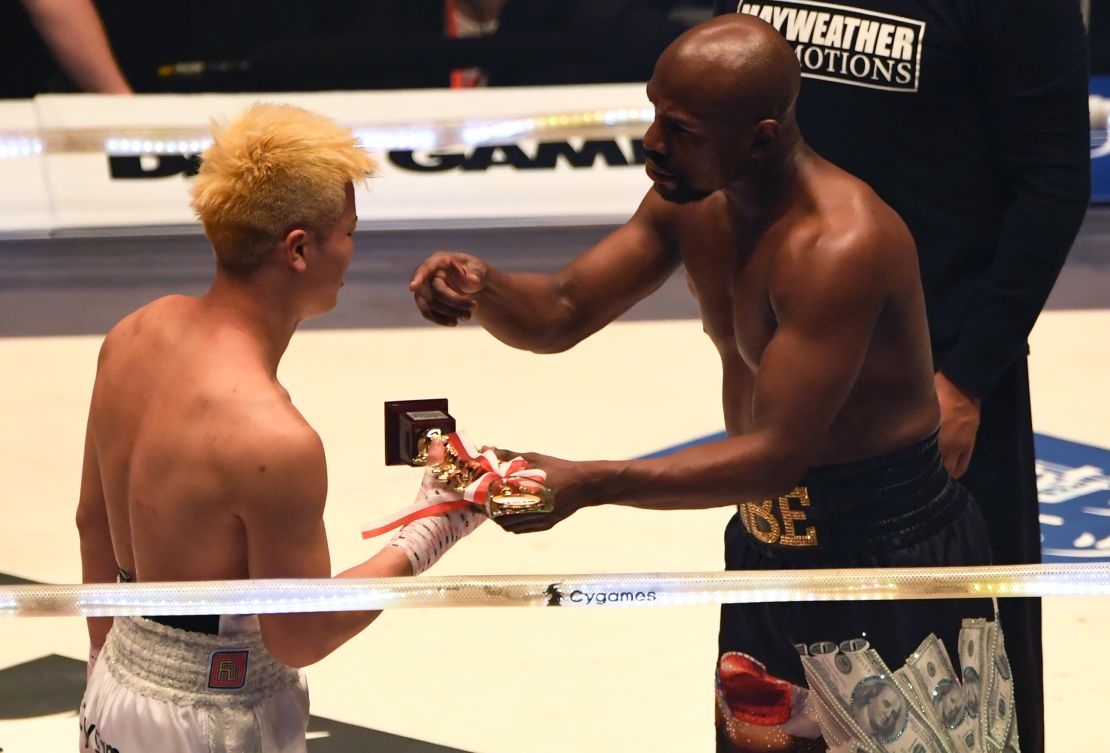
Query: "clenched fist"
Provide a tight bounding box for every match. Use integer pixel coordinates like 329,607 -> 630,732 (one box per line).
410,251 -> 489,327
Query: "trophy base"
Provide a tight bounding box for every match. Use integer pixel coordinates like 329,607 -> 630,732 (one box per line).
487,497 -> 556,518
486,478 -> 555,518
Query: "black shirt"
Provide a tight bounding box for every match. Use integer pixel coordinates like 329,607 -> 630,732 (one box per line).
714,0 -> 1091,397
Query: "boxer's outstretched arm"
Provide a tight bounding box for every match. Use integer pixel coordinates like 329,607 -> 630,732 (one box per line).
499,235 -> 894,532
412,190 -> 680,353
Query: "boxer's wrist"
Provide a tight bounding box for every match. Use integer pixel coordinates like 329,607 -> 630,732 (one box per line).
377,543 -> 415,576
602,457 -> 674,508
472,262 -> 505,304
579,459 -> 632,508
388,506 -> 484,576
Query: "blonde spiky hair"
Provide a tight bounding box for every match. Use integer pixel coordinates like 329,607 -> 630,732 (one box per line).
190,103 -> 377,271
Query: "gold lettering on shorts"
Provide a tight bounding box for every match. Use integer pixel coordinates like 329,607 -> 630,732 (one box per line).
777,487 -> 818,547
741,500 -> 781,544
740,487 -> 818,547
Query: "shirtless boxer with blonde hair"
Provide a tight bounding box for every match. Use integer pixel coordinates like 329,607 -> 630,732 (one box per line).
77,104 -> 481,753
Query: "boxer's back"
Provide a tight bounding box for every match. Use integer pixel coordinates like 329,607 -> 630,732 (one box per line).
89,294 -> 302,583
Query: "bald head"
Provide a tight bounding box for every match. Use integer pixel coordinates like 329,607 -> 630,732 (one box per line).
642,15 -> 805,201
654,14 -> 800,123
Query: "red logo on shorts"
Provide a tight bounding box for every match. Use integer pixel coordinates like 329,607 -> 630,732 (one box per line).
208,650 -> 250,690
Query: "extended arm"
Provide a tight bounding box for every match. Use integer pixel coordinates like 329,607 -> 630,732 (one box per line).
500,238 -> 890,531
411,190 -> 680,353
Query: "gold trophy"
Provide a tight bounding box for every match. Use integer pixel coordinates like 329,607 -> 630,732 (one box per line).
384,399 -> 555,517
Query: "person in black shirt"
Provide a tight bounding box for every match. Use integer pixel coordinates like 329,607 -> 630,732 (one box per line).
713,3 -> 1093,752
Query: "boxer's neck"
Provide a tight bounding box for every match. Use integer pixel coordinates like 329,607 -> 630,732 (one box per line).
202,271 -> 300,374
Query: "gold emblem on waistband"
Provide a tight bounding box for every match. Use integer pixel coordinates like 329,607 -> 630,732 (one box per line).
740,487 -> 818,547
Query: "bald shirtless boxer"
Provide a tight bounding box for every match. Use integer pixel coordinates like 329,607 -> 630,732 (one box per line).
76,104 -> 482,753
411,15 -> 998,752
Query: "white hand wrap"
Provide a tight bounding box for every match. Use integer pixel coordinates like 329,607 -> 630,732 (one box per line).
387,470 -> 485,575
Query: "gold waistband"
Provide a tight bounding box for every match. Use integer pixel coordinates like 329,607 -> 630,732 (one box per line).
737,487 -> 818,548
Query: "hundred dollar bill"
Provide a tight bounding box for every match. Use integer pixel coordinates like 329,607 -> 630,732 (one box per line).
979,620 -> 1019,753
797,641 -> 869,751
959,619 -> 1019,753
801,639 -> 949,753
902,634 -> 978,753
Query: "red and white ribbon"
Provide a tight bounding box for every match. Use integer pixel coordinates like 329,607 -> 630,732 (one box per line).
445,432 -> 547,506
360,432 -> 547,539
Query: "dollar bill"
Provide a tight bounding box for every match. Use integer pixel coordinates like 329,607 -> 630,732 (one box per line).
959,619 -> 986,736
959,618 -> 1020,753
981,620 -> 1018,752
902,634 -> 978,753
801,639 -> 950,753
798,641 -> 872,752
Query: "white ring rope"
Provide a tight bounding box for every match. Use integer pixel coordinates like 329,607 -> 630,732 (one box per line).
0,107 -> 656,159
3,563 -> 1109,618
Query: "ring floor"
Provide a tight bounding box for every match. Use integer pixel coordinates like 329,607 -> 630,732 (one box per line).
1,210 -> 1108,752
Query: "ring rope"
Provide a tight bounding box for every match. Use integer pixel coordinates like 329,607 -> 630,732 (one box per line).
1,97 -> 1103,159
0,106 -> 656,159
2,563 -> 1108,618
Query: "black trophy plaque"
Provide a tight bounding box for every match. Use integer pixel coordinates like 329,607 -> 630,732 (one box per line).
384,399 -> 456,466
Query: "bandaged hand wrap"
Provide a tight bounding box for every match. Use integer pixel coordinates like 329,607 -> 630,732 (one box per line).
387,469 -> 485,575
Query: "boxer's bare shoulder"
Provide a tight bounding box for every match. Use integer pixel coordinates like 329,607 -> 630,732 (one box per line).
220,401 -> 327,513
96,294 -> 193,361
777,179 -> 913,287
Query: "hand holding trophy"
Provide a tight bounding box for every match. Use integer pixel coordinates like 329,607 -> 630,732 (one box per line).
363,399 -> 554,540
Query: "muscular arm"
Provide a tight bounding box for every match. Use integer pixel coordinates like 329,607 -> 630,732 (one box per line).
415,190 -> 680,353
543,237 -> 888,513
75,413 -> 115,653
238,424 -> 412,669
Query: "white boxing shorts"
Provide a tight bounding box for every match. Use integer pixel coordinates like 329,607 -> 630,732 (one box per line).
79,615 -> 308,753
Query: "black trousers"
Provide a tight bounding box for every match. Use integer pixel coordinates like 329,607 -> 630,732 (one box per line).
959,357 -> 1044,753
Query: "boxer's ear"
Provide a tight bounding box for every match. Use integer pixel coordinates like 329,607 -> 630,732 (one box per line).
282,228 -> 309,273
749,119 -> 781,160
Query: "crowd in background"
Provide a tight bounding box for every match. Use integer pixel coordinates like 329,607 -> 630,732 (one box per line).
3,1 -> 1103,99
1,0 -> 717,97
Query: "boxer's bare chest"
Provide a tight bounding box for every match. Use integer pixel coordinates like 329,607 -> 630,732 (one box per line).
677,204 -> 783,371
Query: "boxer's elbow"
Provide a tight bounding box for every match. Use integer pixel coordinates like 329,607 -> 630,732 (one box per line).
260,616 -> 337,669
490,326 -> 575,354
481,304 -> 583,354
74,505 -> 96,537
747,434 -> 812,499
524,276 -> 608,354
526,327 -> 583,354
526,301 -> 601,354
264,636 -> 320,669
75,501 -> 109,552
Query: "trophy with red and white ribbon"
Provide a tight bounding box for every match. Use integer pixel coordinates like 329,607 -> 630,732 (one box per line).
362,399 -> 554,539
